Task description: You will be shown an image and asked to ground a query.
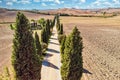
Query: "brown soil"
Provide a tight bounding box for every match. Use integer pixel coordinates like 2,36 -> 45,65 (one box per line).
0,24 -> 13,73
62,20 -> 120,80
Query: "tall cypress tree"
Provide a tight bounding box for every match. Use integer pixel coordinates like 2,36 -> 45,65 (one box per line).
61,27 -> 83,80
60,35 -> 66,63
11,12 -> 41,80
35,32 -> 42,56
46,19 -> 50,36
58,24 -> 63,35
41,28 -> 47,44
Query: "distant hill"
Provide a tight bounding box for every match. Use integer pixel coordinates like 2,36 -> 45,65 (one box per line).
39,8 -> 120,16
0,8 -> 120,17
39,8 -> 93,16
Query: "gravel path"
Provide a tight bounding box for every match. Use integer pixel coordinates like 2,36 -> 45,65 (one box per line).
41,26 -> 61,80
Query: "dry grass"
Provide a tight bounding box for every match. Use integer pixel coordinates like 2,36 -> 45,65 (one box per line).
61,16 -> 120,26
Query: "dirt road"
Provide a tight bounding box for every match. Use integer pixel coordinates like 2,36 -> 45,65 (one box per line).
41,27 -> 61,80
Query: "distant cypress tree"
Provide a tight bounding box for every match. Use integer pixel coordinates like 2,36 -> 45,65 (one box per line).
61,27 -> 83,80
35,32 -> 43,80
56,14 -> 60,32
58,24 -> 63,35
52,16 -> 56,27
60,35 -> 66,63
11,12 -> 41,80
35,32 -> 42,56
41,28 -> 48,44
46,19 -> 51,36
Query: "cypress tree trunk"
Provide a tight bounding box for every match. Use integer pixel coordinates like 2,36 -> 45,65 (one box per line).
61,27 -> 83,80
11,12 -> 41,80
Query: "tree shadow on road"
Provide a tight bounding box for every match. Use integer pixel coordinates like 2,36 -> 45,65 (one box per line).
83,68 -> 92,75
50,37 -> 58,40
45,53 -> 53,58
52,33 -> 55,35
49,41 -> 59,45
47,48 -> 59,53
42,60 -> 59,70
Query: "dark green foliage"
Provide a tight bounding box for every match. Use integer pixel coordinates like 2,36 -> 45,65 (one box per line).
56,14 -> 60,31
41,42 -> 48,55
61,27 -> 83,80
58,24 -> 63,35
52,16 -> 56,27
11,12 -> 41,80
31,19 -> 38,30
35,32 -> 42,56
58,34 -> 66,44
41,18 -> 54,46
46,19 -> 51,36
10,24 -> 14,30
34,32 -> 42,79
60,35 -> 66,63
55,14 -> 64,35
60,13 -> 70,16
41,28 -> 48,44
38,18 -> 46,28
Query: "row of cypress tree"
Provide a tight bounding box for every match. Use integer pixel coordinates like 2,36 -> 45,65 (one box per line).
41,19 -> 55,44
11,12 -> 55,80
56,14 -> 83,80
11,12 -> 42,80
61,27 -> 83,80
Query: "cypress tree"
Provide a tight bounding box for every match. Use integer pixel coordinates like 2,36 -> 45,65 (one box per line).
35,32 -> 42,56
34,32 -> 43,79
58,24 -> 63,35
41,28 -> 48,44
52,16 -> 56,27
56,14 -> 60,32
61,27 -> 83,80
46,19 -> 50,36
11,12 -> 41,80
60,35 -> 66,63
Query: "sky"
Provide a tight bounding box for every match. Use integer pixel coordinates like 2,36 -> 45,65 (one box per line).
0,0 -> 120,10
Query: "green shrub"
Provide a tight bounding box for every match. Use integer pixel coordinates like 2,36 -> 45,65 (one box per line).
58,34 -> 66,44
41,42 -> 48,55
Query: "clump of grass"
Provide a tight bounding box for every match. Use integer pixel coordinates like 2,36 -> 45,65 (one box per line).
0,66 -> 16,80
0,67 -> 10,80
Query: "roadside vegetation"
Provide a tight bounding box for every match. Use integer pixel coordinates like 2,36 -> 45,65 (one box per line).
0,12 -> 55,80
56,14 -> 83,80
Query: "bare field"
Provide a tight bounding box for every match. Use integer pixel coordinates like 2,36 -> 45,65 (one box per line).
0,24 -> 13,73
61,16 -> 120,80
0,11 -> 54,22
